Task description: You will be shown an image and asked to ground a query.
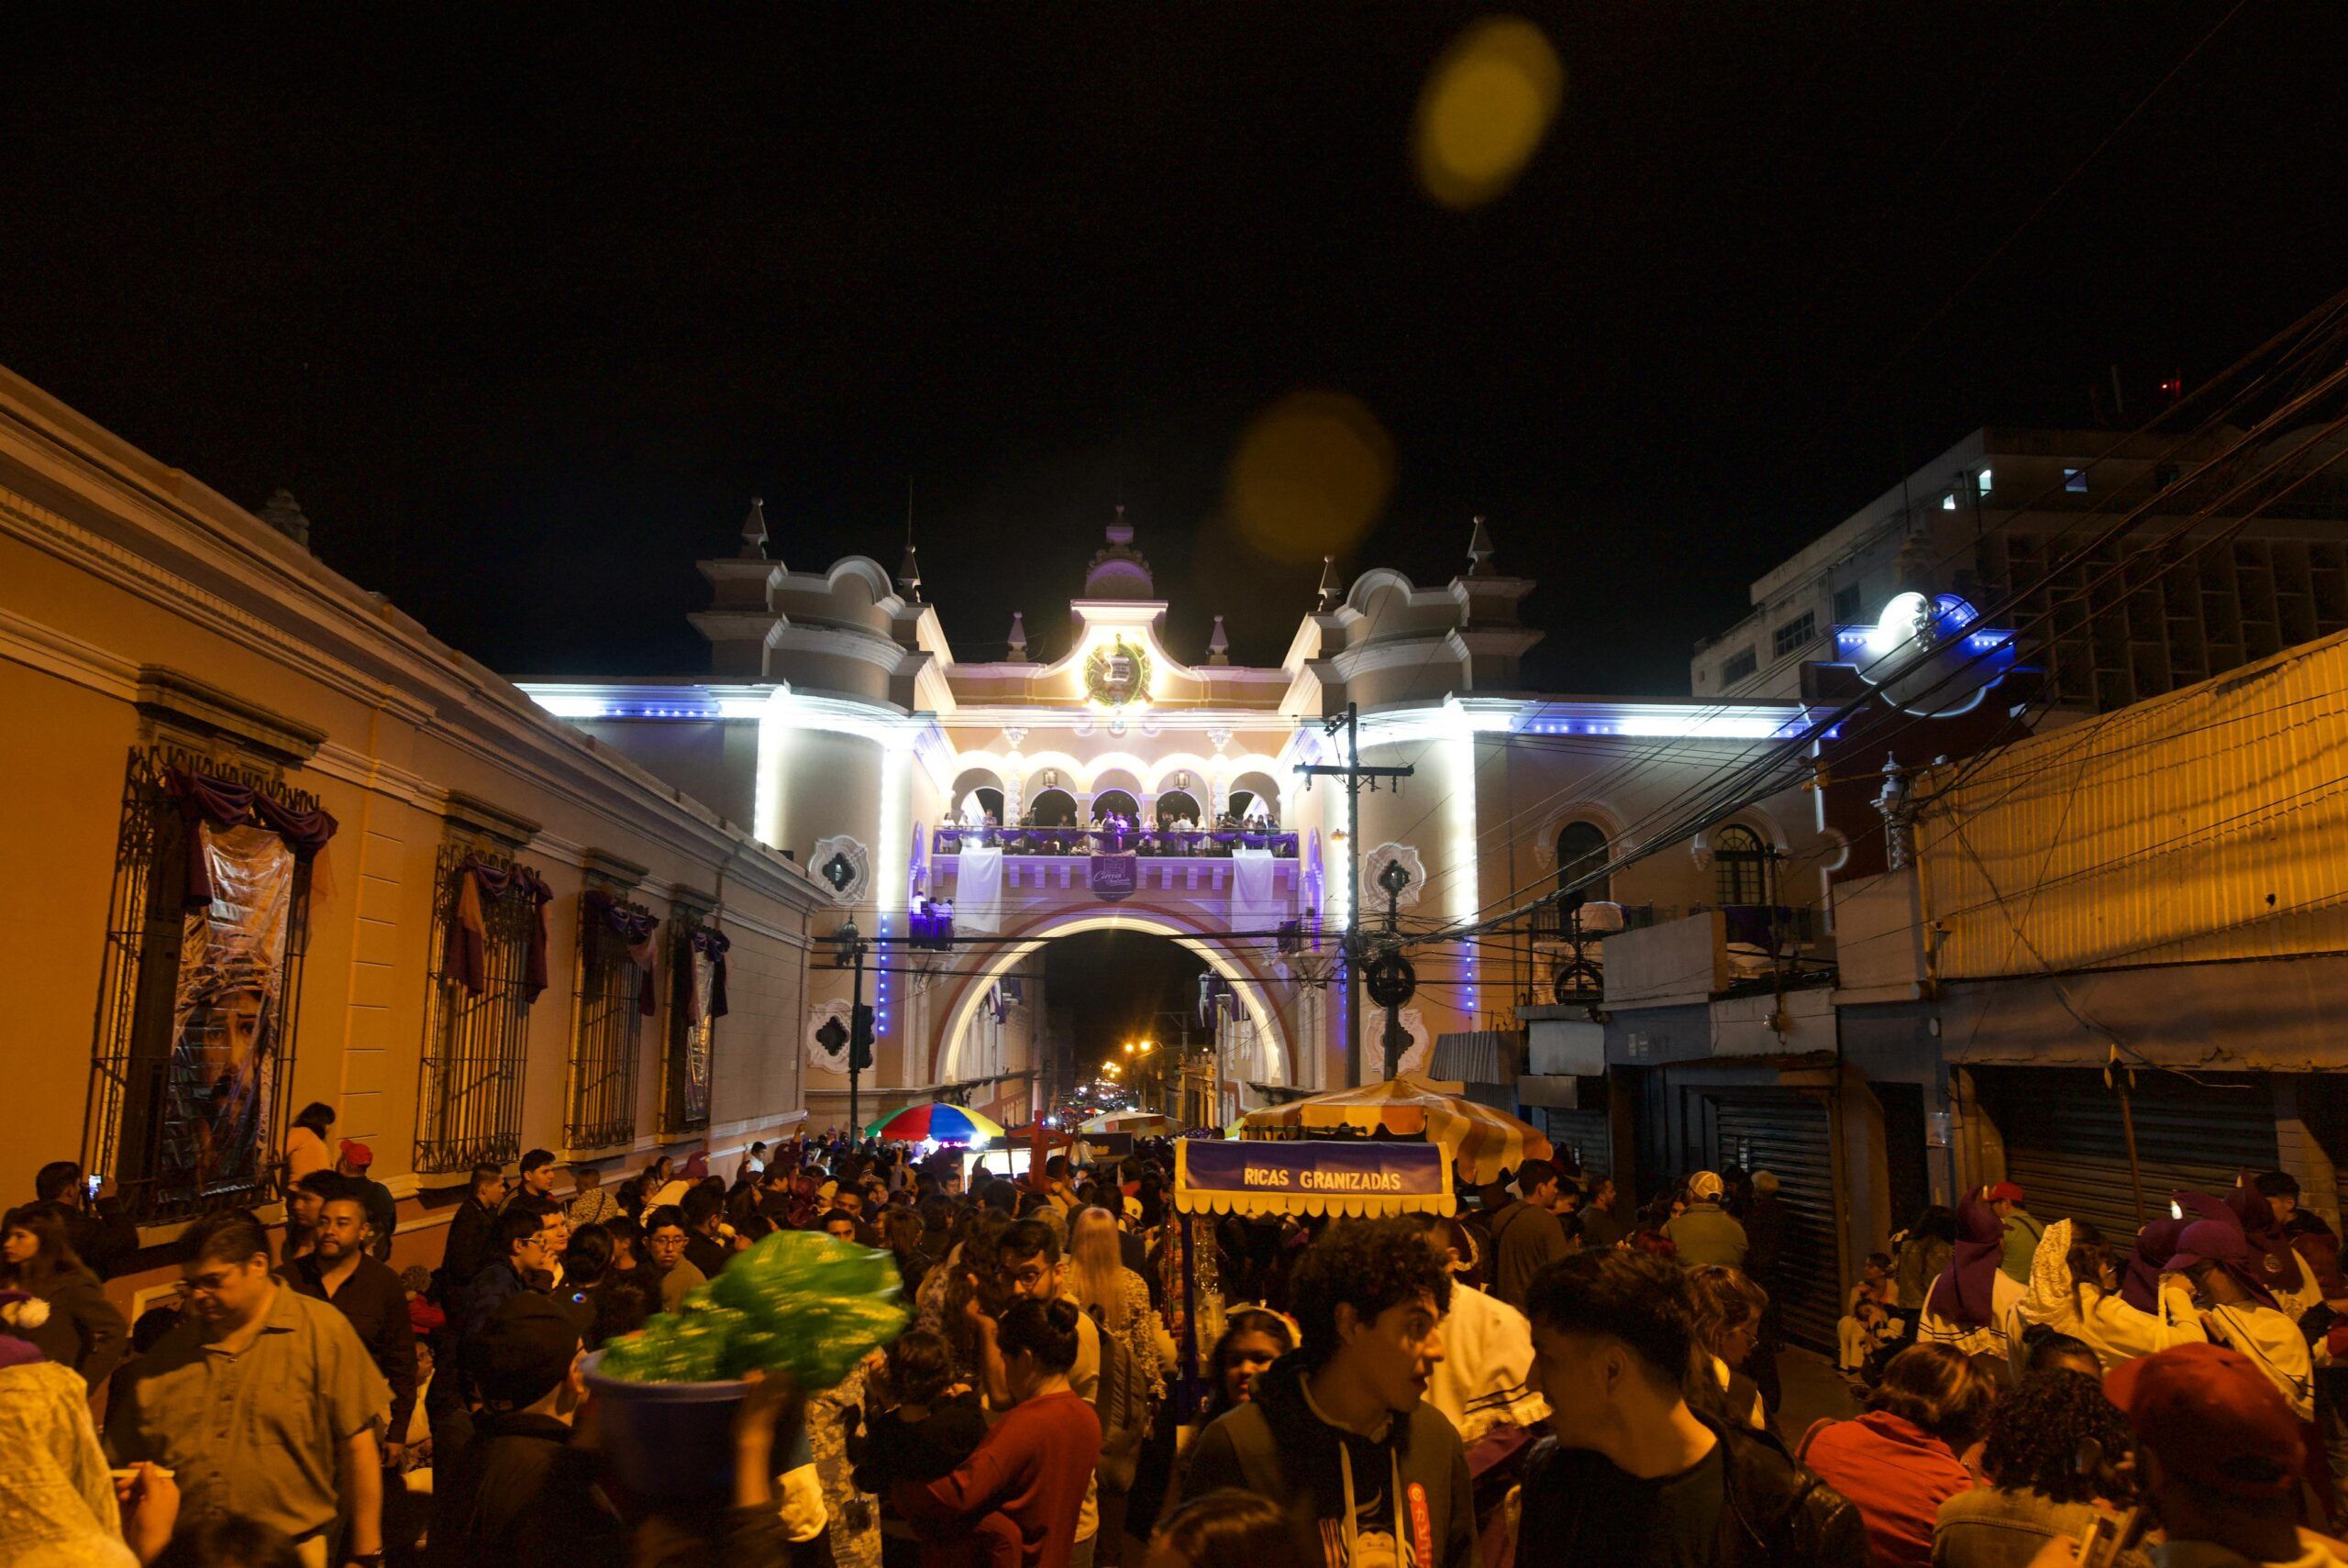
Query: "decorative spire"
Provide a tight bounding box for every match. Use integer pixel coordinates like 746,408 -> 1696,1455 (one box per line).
739,496 -> 769,559
1007,611 -> 1029,663
1316,556 -> 1344,611
898,477 -> 923,603
1466,514 -> 1496,576
1207,614 -> 1231,666
258,489 -> 311,547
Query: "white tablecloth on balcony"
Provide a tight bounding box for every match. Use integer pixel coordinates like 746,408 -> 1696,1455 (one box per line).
958,845 -> 1003,933
1230,847 -> 1280,929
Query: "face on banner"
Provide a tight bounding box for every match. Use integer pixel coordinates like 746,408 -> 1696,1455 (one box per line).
167,824 -> 294,1196
681,948 -> 714,1122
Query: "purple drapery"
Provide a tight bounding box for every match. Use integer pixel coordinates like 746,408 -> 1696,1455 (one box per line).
446,856 -> 553,1002
685,928 -> 731,1021
164,767 -> 339,908
584,889 -> 662,1017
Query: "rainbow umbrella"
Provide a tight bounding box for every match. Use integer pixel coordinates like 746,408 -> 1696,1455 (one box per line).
865,1102 -> 1006,1143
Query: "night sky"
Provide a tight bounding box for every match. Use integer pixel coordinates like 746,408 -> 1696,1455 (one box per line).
6,6 -> 2344,694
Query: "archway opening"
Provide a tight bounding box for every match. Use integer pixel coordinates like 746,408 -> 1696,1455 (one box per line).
1027,788 -> 1079,827
935,913 -> 1294,1125
1092,788 -> 1140,825
1229,771 -> 1281,825
1155,790 -> 1202,829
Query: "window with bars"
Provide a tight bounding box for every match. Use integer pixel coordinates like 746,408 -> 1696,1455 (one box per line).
1772,612 -> 1816,657
85,745 -> 316,1223
660,921 -> 716,1134
566,894 -> 647,1151
1720,646 -> 1758,684
1711,823 -> 1772,907
414,844 -> 539,1174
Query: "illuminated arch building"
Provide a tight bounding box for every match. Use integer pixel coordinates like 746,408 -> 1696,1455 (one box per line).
523,507 -> 1844,1130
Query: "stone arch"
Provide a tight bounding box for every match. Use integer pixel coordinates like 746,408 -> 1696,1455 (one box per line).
1228,768 -> 1284,824
933,908 -> 1292,1088
949,765 -> 1007,823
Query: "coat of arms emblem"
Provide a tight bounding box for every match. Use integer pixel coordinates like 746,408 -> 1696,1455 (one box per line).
1083,636 -> 1150,707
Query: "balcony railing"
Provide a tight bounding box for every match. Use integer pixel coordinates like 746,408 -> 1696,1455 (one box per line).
934,827 -> 1299,858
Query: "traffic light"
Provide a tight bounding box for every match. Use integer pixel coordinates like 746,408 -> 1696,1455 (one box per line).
851,1003 -> 875,1072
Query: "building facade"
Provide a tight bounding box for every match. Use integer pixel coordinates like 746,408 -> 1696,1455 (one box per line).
1,368 -> 825,1297
1695,425 -> 2348,712
528,513 -> 1848,1134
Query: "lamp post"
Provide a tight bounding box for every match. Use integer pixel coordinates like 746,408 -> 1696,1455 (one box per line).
833,920 -> 870,1134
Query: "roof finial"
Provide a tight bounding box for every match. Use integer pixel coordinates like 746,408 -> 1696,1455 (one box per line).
739,496 -> 769,559
897,477 -> 923,603
1466,513 -> 1495,577
1006,611 -> 1030,663
1316,555 -> 1344,612
1207,614 -> 1231,666
258,488 -> 311,547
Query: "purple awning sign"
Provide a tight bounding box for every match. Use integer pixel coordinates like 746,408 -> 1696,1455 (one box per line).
1090,852 -> 1138,900
1176,1139 -> 1452,1216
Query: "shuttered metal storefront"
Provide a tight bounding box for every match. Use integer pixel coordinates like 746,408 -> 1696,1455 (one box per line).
1541,1105 -> 1611,1182
1699,1088 -> 1841,1353
1974,1068 -> 2278,1248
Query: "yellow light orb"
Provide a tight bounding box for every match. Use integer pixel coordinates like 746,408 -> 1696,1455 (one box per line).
1225,390 -> 1395,565
1412,16 -> 1565,210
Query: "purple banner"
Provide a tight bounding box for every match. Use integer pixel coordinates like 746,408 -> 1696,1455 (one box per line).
1090,852 -> 1138,900
1179,1139 -> 1446,1202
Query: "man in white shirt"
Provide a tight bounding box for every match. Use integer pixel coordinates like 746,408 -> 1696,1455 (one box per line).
1416,1211 -> 1546,1445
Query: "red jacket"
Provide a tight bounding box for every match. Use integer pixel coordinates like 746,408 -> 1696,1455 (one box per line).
894,1390 -> 1102,1568
1799,1412 -> 1972,1568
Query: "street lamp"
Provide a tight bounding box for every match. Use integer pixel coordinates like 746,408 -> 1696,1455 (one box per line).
832,920 -> 871,1134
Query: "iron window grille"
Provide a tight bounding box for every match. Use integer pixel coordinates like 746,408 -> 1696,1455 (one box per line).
660,920 -> 714,1134
565,895 -> 646,1151
84,745 -> 316,1224
414,843 -> 539,1174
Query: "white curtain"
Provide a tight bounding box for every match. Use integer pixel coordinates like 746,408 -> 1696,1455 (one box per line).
1230,846 -> 1279,928
958,845 -> 1004,934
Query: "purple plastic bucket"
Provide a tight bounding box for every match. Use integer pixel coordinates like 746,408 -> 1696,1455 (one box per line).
582,1352 -> 747,1499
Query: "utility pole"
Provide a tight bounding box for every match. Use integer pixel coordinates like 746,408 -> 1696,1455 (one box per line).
826,921 -> 873,1135
1296,701 -> 1413,1086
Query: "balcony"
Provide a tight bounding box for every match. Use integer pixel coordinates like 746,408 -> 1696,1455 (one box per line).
934,827 -> 1299,858
927,838 -> 1309,933
1600,908 -> 1833,1010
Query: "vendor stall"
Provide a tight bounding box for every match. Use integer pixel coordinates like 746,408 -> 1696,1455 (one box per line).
1235,1069 -> 1553,1185
1164,1137 -> 1453,1427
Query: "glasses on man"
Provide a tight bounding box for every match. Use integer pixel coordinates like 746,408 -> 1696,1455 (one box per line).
998,1259 -> 1049,1290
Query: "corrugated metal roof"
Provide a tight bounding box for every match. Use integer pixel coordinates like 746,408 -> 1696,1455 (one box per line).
1922,630 -> 2348,978
1434,1030 -> 1523,1086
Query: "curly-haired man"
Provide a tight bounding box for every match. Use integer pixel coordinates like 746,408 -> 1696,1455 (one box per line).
1180,1216 -> 1475,1568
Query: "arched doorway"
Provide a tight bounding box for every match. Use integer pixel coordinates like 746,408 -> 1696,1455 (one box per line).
934,910 -> 1292,1100
1228,770 -> 1281,825
1092,788 -> 1139,825
1712,823 -> 1771,906
1155,790 -> 1202,828
1026,788 -> 1079,827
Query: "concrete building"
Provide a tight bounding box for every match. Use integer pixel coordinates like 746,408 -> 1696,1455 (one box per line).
1694,425 -> 2348,712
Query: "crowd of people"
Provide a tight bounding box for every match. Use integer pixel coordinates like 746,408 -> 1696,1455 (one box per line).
5,1123 -> 2347,1568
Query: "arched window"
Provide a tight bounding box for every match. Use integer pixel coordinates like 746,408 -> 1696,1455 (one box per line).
1155,790 -> 1202,828
1556,821 -> 1611,902
1712,824 -> 1771,907
1027,788 -> 1078,827
1092,789 -> 1139,823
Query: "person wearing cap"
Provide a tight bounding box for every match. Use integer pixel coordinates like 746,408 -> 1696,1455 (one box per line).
335,1142 -> 400,1263
2169,1218 -> 2315,1422
1665,1172 -> 1752,1273
2104,1342 -> 2342,1568
1983,1183 -> 2044,1287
